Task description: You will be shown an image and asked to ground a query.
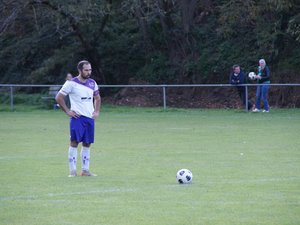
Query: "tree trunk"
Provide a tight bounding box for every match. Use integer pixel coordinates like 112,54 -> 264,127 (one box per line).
30,0 -> 108,84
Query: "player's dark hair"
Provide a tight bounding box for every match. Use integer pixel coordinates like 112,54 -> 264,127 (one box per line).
77,60 -> 91,71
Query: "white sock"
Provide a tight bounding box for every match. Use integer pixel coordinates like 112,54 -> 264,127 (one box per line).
68,146 -> 77,172
81,147 -> 90,171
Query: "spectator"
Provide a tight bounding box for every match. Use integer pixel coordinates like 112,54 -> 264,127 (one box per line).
64,73 -> 73,108
66,73 -> 73,81
252,59 -> 270,112
229,64 -> 253,110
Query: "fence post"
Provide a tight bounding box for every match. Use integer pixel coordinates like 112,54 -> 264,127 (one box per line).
10,86 -> 14,111
245,85 -> 248,112
163,86 -> 167,110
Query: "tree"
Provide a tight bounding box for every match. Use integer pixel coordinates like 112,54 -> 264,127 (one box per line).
0,0 -> 112,84
1,0 -> 300,85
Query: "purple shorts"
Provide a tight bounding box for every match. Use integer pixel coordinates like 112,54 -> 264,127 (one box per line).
70,116 -> 95,144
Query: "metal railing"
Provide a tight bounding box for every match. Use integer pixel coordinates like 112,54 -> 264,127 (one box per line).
1,83 -> 300,111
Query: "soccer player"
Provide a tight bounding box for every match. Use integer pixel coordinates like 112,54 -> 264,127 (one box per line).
55,60 -> 101,177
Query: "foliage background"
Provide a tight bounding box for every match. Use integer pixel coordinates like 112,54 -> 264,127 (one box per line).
0,0 -> 300,85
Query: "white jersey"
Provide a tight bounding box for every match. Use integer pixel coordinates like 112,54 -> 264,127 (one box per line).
59,77 -> 99,118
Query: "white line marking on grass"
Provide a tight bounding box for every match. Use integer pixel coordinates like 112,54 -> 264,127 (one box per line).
0,156 -> 26,160
212,200 -> 300,206
215,177 -> 300,184
2,177 -> 299,202
0,155 -> 59,160
46,187 -> 136,197
167,127 -> 192,130
0,187 -> 136,201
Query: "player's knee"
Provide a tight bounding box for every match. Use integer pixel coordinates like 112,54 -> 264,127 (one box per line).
70,141 -> 79,148
82,143 -> 91,147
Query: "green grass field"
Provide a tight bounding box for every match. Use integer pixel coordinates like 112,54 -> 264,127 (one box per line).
1,107 -> 300,225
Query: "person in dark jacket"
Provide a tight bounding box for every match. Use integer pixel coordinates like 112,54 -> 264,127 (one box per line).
229,64 -> 253,110
252,59 -> 270,112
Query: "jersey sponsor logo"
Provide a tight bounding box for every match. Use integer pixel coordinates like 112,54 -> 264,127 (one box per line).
81,97 -> 92,100
81,97 -> 92,102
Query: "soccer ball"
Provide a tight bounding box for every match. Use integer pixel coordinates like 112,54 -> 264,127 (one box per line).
176,169 -> 193,184
248,72 -> 256,80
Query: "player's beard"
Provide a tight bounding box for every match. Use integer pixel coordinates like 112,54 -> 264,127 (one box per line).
81,73 -> 91,80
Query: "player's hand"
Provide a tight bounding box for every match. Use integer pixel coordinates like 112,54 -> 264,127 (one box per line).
92,111 -> 100,119
67,110 -> 80,118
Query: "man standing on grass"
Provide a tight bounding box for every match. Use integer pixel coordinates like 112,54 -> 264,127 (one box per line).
55,60 -> 101,177
252,59 -> 271,113
229,64 -> 253,110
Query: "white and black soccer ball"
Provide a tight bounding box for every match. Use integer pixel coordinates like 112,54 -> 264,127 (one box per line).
248,72 -> 256,80
176,169 -> 193,184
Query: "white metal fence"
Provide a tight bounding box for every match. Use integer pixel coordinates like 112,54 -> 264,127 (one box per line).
1,83 -> 300,111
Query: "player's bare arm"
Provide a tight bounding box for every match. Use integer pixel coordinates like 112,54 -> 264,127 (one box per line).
92,94 -> 101,119
55,92 -> 79,118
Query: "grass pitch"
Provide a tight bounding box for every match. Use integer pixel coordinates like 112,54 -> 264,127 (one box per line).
0,107 -> 300,225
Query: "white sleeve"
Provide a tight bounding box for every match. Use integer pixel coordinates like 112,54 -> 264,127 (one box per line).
59,81 -> 72,96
